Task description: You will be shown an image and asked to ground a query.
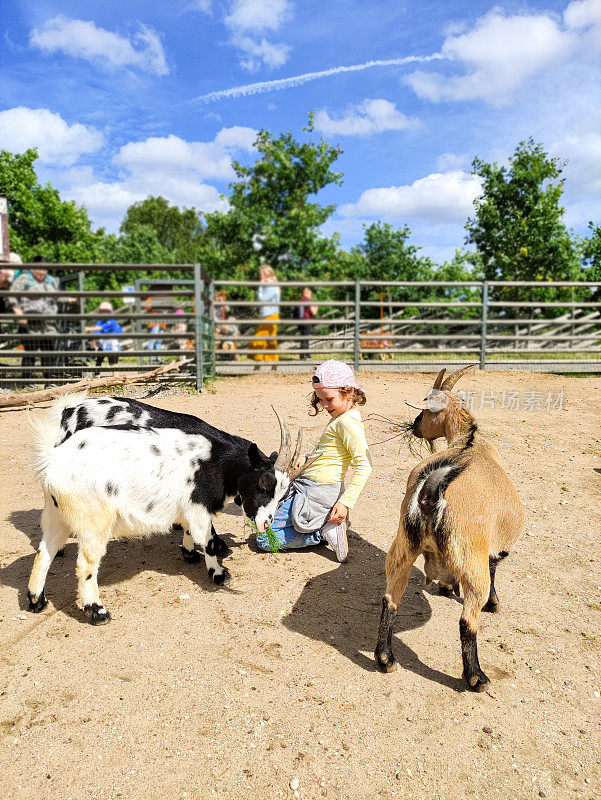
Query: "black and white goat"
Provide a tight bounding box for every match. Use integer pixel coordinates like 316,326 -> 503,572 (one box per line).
27,393 -> 299,624
54,395 -> 239,561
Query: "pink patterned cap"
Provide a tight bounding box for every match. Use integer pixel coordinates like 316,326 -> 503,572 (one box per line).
312,360 -> 362,390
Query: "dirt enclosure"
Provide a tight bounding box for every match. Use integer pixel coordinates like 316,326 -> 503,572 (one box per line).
1,369 -> 600,800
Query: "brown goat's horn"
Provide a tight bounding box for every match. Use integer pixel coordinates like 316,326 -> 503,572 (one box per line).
432,369 -> 446,390
272,406 -> 291,470
287,429 -> 303,477
441,363 -> 477,391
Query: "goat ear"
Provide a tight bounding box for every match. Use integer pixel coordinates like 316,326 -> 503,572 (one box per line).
248,442 -> 262,468
268,450 -> 278,463
258,472 -> 272,491
432,369 -> 446,390
441,363 -> 477,391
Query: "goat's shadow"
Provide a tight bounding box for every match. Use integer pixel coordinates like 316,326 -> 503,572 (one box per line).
4,505 -> 245,625
282,530 -> 465,691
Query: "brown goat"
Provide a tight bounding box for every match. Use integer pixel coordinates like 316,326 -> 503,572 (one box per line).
375,365 -> 524,690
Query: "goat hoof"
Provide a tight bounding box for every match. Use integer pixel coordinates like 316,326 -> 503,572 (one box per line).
483,599 -> 500,613
84,603 -> 111,625
464,669 -> 490,692
438,584 -> 453,598
28,590 -> 48,613
208,567 -> 231,586
181,546 -> 201,564
374,648 -> 398,673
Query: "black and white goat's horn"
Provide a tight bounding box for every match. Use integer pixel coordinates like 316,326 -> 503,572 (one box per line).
271,406 -> 291,470
287,429 -> 303,477
441,363 -> 477,391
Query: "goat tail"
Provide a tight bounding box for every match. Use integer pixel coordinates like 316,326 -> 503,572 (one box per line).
29,392 -> 88,483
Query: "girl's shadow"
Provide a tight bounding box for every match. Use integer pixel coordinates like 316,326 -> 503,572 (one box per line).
282,530 -> 464,690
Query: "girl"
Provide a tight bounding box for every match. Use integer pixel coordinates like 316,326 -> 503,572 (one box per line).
257,360 -> 372,562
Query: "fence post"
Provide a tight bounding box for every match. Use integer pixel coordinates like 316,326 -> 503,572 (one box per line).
134,278 -> 142,367
194,262 -> 204,391
354,280 -> 361,371
208,279 -> 216,380
480,280 -> 488,370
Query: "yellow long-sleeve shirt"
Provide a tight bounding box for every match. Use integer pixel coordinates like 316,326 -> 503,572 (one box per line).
302,406 -> 372,509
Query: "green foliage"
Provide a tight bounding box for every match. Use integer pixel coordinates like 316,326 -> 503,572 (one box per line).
120,196 -> 206,263
0,149 -> 104,262
202,127 -> 343,283
583,222 -> 601,281
465,139 -> 583,314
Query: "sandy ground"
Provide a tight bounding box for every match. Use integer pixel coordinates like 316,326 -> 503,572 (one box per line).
1,369 -> 600,800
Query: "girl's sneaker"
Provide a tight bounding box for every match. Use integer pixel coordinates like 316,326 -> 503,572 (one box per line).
321,520 -> 348,562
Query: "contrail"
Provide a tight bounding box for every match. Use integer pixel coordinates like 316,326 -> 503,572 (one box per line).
192,53 -> 444,103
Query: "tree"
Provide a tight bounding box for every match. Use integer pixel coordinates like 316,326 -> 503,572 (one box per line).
0,149 -> 104,262
465,139 -> 581,314
583,222 -> 601,281
201,123 -> 343,283
120,196 -> 206,263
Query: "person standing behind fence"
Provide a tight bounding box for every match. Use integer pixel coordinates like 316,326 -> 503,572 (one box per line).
249,264 -> 280,365
144,300 -> 166,363
295,286 -> 318,361
85,301 -> 122,370
8,256 -> 59,381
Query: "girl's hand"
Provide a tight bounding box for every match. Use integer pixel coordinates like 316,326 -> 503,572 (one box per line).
293,455 -> 308,471
329,502 -> 348,524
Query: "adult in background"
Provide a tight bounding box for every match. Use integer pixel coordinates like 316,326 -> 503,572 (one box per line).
249,264 -> 280,365
0,265 -> 12,315
85,301 -> 123,370
295,286 -> 318,361
8,256 -> 59,381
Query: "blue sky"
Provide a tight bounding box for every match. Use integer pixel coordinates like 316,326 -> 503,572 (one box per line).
1,0 -> 600,263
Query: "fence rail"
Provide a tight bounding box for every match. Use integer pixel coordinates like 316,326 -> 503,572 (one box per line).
0,269 -> 599,389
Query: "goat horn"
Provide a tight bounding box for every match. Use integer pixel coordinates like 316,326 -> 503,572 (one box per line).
441,363 -> 477,391
432,369 -> 446,390
271,406 -> 291,470
288,453 -> 319,483
287,429 -> 303,477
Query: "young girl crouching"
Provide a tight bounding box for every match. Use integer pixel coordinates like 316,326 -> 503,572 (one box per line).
256,360 -> 372,561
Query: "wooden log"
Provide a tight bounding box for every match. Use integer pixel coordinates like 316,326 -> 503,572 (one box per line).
0,358 -> 192,410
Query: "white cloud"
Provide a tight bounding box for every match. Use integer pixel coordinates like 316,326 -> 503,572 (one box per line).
554,131 -> 601,198
0,107 -> 103,165
68,178 -> 227,228
225,0 -> 292,32
564,0 -> 601,44
233,35 -> 290,71
436,152 -> 470,172
113,127 -> 256,181
30,16 -> 169,76
340,171 -> 482,223
225,0 -> 292,70
406,9 -> 577,104
314,99 -> 420,137
59,126 -> 256,231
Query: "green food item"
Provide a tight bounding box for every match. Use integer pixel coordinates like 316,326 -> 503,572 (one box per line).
244,518 -> 281,553
262,526 -> 281,553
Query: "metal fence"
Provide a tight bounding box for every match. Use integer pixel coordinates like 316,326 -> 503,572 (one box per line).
1,269 -> 600,389
213,279 -> 601,374
0,264 -> 214,390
